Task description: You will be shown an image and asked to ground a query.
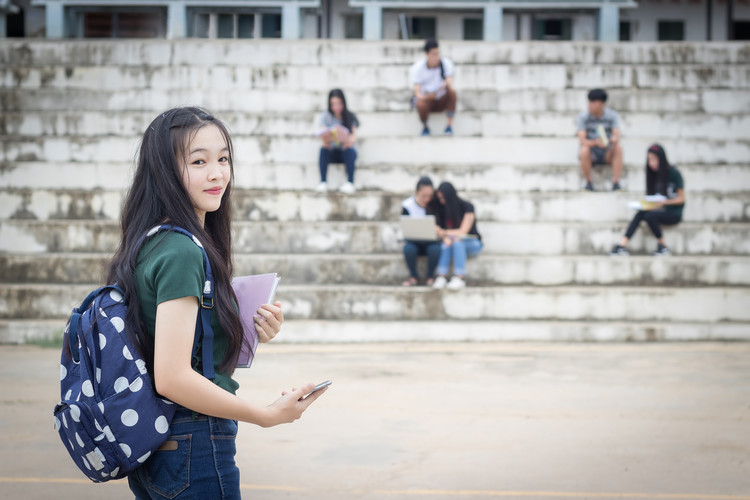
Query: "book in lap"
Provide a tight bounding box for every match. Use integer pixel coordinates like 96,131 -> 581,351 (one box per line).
400,215 -> 439,241
232,273 -> 281,368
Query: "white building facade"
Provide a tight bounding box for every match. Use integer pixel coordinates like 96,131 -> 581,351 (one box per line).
3,0 -> 750,41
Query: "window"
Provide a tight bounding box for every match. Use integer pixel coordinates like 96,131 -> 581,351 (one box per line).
262,14 -> 282,38
658,20 -> 684,41
81,10 -> 165,38
344,14 -> 363,39
533,18 -> 572,41
189,12 -> 255,38
619,21 -> 631,41
410,17 -> 436,39
734,21 -> 750,40
463,18 -> 483,40
6,9 -> 24,37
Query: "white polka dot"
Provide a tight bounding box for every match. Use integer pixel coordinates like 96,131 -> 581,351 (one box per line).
54,416 -> 61,431
96,367 -> 101,383
60,364 -> 67,381
75,432 -> 84,448
110,467 -> 119,477
99,333 -> 107,350
100,471 -> 108,478
114,377 -> 129,393
94,419 -> 102,432
76,392 -> 81,402
65,389 -> 72,400
119,443 -> 132,458
103,426 -> 115,442
68,439 -> 74,450
192,235 -> 204,248
154,416 -> 169,434
70,405 -> 81,423
82,457 -> 91,470
81,380 -> 94,397
98,402 -> 104,414
137,451 -> 151,463
135,359 -> 147,375
122,346 -> 133,360
147,226 -> 160,236
129,378 -> 143,392
121,409 -> 139,427
160,398 -> 174,405
98,308 -> 107,318
110,290 -> 124,303
94,447 -> 105,462
62,414 -> 68,429
110,317 -> 125,333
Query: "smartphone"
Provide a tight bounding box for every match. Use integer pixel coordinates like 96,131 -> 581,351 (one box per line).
301,380 -> 332,400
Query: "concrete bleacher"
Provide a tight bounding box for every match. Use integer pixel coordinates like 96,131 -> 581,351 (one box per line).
1,39 -> 749,343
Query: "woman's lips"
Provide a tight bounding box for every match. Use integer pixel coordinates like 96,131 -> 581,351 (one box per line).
205,187 -> 223,195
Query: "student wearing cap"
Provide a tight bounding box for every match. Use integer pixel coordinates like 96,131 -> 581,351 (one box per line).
576,88 -> 624,191
410,38 -> 457,137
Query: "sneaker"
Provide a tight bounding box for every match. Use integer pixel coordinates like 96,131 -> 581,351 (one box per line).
584,181 -> 595,192
444,125 -> 453,136
421,127 -> 430,136
653,244 -> 671,256
612,182 -> 622,191
432,276 -> 447,289
446,276 -> 466,290
609,244 -> 629,256
315,182 -> 328,193
339,182 -> 356,194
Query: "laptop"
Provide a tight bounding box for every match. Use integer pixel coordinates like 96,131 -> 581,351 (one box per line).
400,215 -> 439,241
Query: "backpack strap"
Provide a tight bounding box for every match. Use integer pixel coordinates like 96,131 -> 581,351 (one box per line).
132,224 -> 216,380
439,58 -> 445,81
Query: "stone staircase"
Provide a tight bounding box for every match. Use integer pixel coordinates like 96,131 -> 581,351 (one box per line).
1,40 -> 749,343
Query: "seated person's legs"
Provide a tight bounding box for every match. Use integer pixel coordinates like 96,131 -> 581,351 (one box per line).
604,141 -> 623,187
403,241 -> 420,284
425,242 -> 441,281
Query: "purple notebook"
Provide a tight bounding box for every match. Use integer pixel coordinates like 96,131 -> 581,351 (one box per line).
232,273 -> 281,368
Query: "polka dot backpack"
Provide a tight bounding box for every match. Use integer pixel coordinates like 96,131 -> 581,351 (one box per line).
53,225 -> 216,482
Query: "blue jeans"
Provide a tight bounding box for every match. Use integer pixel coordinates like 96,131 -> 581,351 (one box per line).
319,147 -> 356,183
128,408 -> 240,500
436,238 -> 483,277
403,240 -> 441,280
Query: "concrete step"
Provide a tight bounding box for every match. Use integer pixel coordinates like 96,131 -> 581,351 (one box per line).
3,135 -> 749,167
5,110 -> 750,141
3,318 -> 749,345
2,220 -> 748,255
3,87 -> 749,115
2,40 -> 748,68
2,283 -> 748,322
2,188 -> 748,224
2,161 -> 748,195
4,64 -> 749,93
3,253 -> 749,287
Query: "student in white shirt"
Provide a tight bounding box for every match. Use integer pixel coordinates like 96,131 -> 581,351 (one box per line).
401,176 -> 441,286
409,38 -> 457,137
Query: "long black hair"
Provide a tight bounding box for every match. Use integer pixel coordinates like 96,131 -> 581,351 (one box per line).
107,107 -> 244,376
328,88 -> 357,131
645,144 -> 671,196
436,182 -> 464,226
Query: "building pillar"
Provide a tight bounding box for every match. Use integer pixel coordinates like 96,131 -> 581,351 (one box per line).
167,1 -> 187,38
45,1 -> 64,38
598,5 -> 619,41
363,4 -> 382,40
282,3 -> 300,39
483,4 -> 503,41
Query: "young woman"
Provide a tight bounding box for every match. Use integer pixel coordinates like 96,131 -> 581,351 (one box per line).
108,107 -> 326,499
432,182 -> 483,290
610,144 -> 685,256
316,89 -> 359,194
401,176 -> 441,286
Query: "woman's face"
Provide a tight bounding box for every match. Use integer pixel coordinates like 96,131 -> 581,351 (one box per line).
647,152 -> 660,171
180,124 -> 231,225
436,191 -> 446,205
330,96 -> 344,117
415,186 -> 434,208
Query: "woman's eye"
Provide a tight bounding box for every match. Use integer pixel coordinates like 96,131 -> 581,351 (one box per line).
219,156 -> 229,163
192,159 -> 206,165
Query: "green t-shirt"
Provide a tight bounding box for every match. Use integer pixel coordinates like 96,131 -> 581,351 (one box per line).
135,232 -> 239,395
664,166 -> 685,218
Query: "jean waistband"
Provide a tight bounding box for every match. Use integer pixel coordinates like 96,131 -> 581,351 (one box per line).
173,406 -> 209,421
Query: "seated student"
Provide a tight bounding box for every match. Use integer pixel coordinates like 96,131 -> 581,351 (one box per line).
432,182 -> 482,290
316,88 -> 359,194
410,38 -> 457,137
610,144 -> 685,256
402,176 -> 441,287
576,88 -> 624,191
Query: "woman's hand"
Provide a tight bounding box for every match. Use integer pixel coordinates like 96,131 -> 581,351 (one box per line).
255,301 -> 284,343
443,236 -> 453,246
261,382 -> 329,427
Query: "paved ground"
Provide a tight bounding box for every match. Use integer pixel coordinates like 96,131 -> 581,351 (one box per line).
1,342 -> 749,500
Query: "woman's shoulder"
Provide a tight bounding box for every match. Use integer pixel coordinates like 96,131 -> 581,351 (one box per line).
141,231 -> 204,264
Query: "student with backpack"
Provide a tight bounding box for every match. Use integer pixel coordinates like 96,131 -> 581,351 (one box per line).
60,107 -> 327,498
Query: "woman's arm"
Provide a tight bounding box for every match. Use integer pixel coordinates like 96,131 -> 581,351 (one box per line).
444,212 -> 475,237
153,297 -> 324,427
344,125 -> 357,149
659,188 -> 685,206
